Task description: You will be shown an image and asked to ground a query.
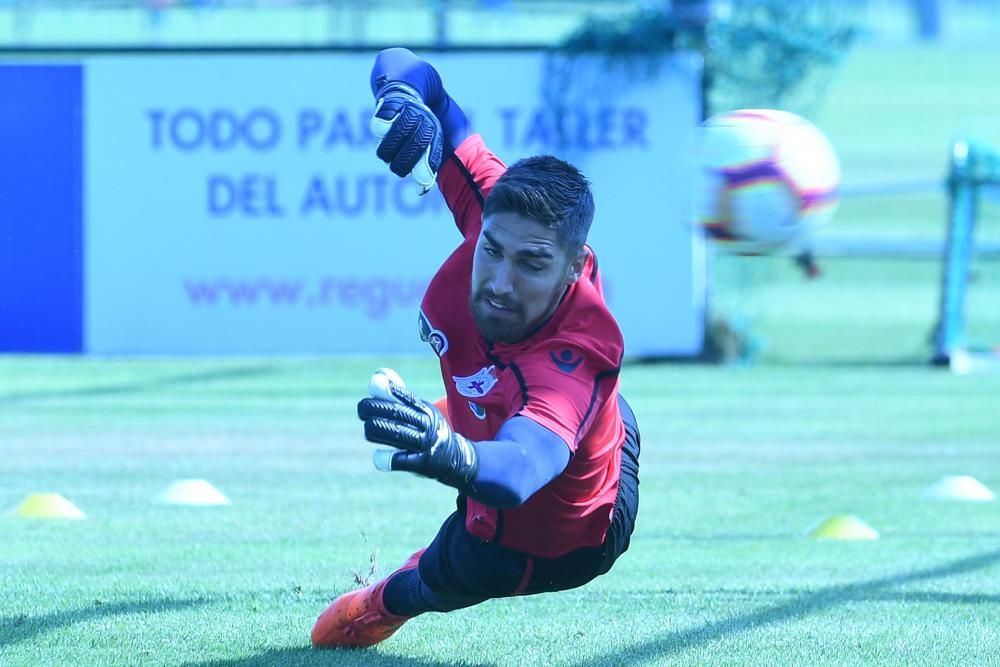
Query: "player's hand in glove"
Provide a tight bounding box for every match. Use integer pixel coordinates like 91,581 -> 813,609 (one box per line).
358,369 -> 479,494
370,81 -> 444,196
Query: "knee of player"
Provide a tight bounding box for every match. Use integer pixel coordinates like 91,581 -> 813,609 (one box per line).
417,552 -> 480,596
416,558 -> 443,593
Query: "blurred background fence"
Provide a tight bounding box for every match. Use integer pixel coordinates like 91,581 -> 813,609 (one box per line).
2,1 -> 1000,49
1,0 -> 998,364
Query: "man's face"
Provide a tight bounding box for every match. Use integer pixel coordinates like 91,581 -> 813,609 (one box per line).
470,211 -> 583,344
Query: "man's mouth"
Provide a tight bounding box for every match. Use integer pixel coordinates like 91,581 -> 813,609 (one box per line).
481,295 -> 518,315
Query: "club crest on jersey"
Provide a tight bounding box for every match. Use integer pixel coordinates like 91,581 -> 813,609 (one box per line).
468,401 -> 487,420
418,309 -> 449,357
550,349 -> 584,373
452,365 -> 498,398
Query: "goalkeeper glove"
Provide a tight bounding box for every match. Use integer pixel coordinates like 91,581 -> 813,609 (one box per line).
370,81 -> 444,196
358,377 -> 479,493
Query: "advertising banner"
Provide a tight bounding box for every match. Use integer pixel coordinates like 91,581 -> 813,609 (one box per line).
84,52 -> 704,355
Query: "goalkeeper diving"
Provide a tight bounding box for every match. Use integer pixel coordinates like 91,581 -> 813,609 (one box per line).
311,48 -> 641,649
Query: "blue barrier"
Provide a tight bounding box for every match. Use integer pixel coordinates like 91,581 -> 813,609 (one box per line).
0,65 -> 83,353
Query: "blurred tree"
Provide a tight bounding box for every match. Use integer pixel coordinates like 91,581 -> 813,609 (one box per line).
547,1 -> 864,362
548,0 -> 864,120
705,0 -> 862,114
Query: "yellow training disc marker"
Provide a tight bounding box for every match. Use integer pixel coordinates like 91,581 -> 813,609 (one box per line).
10,493 -> 86,519
807,514 -> 879,540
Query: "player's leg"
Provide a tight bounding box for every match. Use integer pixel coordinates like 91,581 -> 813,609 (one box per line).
382,503 -> 531,615
310,546 -> 426,648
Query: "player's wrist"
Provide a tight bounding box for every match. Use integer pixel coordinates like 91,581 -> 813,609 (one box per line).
374,79 -> 450,136
421,401 -> 479,492
375,81 -> 424,105
437,431 -> 480,492
370,48 -> 444,109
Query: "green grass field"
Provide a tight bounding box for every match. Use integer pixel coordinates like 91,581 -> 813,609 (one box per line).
3,41 -> 1000,665
2,357 -> 999,665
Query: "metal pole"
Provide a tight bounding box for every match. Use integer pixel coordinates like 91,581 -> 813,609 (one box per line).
933,140 -> 978,364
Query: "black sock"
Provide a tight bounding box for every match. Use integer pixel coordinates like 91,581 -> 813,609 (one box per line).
381,569 -> 487,615
381,569 -> 426,616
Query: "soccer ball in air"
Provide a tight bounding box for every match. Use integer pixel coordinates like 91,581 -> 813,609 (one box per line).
696,109 -> 841,255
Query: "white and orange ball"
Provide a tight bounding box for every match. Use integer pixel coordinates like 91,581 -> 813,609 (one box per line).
697,109 -> 841,255
368,367 -> 406,401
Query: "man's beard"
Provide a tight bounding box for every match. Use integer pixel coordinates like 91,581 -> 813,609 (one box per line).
469,289 -> 526,344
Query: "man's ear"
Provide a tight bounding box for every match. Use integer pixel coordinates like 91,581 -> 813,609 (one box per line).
566,248 -> 588,285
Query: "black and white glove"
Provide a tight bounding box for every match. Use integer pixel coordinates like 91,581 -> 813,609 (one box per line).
370,81 -> 444,196
358,369 -> 478,493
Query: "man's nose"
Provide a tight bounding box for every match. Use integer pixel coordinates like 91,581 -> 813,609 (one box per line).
489,262 -> 514,296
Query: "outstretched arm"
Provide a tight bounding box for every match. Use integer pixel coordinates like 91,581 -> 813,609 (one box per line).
358,374 -> 569,509
368,49 -> 471,194
369,48 -> 505,237
473,416 -> 571,508
370,48 -> 470,156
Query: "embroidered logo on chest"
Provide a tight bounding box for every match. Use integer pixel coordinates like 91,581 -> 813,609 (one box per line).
418,309 -> 449,357
452,365 -> 498,398
550,349 -> 584,373
468,401 -> 488,420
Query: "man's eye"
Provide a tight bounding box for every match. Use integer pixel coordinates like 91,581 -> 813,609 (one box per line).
521,261 -> 544,273
484,246 -> 500,257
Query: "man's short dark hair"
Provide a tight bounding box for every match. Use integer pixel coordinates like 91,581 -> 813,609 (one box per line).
483,155 -> 595,256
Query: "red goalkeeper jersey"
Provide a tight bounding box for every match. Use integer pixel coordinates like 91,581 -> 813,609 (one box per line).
418,135 -> 626,559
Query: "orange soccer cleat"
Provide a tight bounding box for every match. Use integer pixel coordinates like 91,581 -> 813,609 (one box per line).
311,548 -> 424,649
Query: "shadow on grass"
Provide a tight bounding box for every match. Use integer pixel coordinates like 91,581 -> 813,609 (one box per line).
575,546 -> 1000,666
0,364 -> 277,404
182,647 -> 496,667
623,356 -> 934,369
0,597 -> 207,647
871,591 -> 1000,605
773,358 -> 936,369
